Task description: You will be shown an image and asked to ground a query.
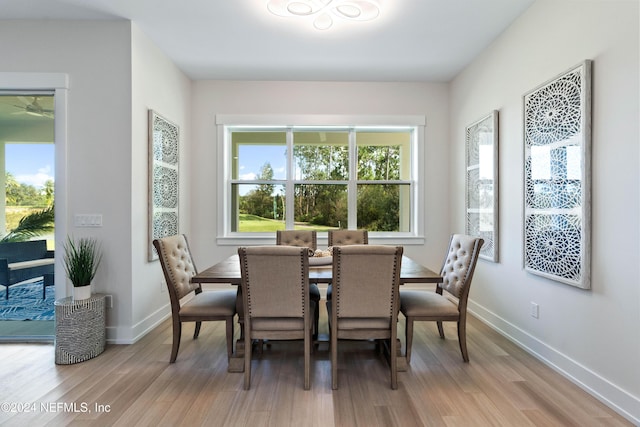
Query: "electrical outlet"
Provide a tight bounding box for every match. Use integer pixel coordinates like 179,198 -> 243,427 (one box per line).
160,279 -> 167,293
530,302 -> 539,318
105,295 -> 113,308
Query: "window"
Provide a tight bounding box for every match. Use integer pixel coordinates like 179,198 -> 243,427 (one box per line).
217,115 -> 425,243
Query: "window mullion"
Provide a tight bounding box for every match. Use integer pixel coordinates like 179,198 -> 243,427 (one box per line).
348,128 -> 357,229
285,128 -> 295,229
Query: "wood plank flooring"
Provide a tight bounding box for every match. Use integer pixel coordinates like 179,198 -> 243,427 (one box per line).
0,301 -> 632,426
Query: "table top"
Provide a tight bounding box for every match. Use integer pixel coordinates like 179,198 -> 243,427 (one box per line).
192,254 -> 442,285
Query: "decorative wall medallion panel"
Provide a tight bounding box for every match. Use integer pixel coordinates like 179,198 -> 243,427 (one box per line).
148,110 -> 179,261
465,111 -> 499,262
523,60 -> 591,289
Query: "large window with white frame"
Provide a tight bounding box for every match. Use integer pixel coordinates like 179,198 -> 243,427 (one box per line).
217,116 -> 424,242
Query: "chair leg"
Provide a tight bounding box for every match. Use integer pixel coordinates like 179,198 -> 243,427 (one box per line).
193,321 -> 202,339
331,327 -> 338,390
405,317 -> 414,364
310,309 -> 316,356
238,317 -> 245,339
437,320 -> 445,339
244,332 -> 252,390
458,319 -> 469,363
225,316 -> 234,360
390,337 -> 398,390
313,301 -> 320,341
304,325 -> 311,390
170,319 -> 182,363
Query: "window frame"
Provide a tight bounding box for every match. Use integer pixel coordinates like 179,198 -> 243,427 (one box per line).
216,115 -> 426,246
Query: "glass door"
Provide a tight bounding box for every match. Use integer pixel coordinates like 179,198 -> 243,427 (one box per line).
0,93 -> 55,341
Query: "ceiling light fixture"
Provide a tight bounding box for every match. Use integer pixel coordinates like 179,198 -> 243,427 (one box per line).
267,0 -> 380,31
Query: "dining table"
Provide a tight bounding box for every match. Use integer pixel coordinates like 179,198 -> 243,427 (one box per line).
192,253 -> 442,372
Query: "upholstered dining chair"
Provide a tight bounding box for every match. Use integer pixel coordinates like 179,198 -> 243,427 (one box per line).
327,244 -> 403,390
238,245 -> 314,390
326,229 -> 368,301
276,230 -> 321,339
153,235 -> 237,363
400,234 -> 483,364
276,229 -> 317,250
327,229 -> 368,246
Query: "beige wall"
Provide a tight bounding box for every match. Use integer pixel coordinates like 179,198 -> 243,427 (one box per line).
450,0 -> 639,422
188,80 -> 451,269
0,21 -> 193,343
0,21 -> 134,338
130,24 -> 192,341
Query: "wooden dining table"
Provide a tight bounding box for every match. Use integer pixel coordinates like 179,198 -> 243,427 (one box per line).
192,254 -> 442,372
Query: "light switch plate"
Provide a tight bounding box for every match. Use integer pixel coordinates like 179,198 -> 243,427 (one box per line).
74,214 -> 103,227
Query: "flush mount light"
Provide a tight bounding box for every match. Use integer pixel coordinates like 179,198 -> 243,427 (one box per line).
267,0 -> 380,30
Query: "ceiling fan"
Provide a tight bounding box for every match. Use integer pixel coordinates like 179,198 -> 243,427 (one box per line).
12,96 -> 54,119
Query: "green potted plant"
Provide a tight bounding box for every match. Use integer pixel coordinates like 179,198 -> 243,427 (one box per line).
63,236 -> 102,300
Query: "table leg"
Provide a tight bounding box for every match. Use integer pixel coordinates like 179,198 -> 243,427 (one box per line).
228,338 -> 245,372
382,338 -> 408,372
228,287 -> 245,372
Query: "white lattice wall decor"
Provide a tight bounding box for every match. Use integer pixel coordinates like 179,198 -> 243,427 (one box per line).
523,61 -> 592,289
148,110 -> 179,261
465,111 -> 499,262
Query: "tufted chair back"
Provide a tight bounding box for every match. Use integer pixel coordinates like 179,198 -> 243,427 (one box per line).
439,234 -> 484,302
276,230 -> 317,251
328,229 -> 368,246
154,234 -> 201,303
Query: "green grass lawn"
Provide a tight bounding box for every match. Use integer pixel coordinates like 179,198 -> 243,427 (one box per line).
238,214 -> 285,232
4,206 -> 55,249
238,214 -> 338,232
5,206 -> 42,230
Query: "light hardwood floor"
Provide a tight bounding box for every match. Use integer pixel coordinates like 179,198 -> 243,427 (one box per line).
0,301 -> 632,427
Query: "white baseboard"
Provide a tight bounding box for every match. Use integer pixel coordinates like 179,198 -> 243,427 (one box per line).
468,299 -> 640,425
105,304 -> 170,345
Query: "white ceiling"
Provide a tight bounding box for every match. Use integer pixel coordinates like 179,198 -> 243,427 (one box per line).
0,0 -> 535,82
